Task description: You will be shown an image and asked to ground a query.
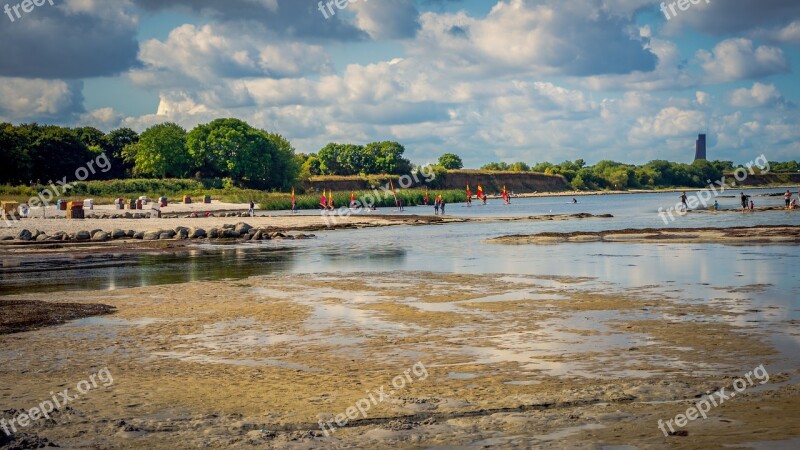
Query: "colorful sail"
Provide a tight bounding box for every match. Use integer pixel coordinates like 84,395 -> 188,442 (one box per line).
328,190 -> 334,208
477,184 -> 484,199
320,191 -> 327,208
424,188 -> 429,205
389,179 -> 399,207
291,186 -> 296,210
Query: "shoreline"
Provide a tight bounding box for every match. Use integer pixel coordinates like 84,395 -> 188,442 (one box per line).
487,225 -> 800,245
0,213 -> 613,252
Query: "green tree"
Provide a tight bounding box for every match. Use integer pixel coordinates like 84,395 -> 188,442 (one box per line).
124,122 -> 191,178
102,128 -> 139,179
437,153 -> 463,170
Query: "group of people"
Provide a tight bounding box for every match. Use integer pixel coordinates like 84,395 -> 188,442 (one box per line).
433,196 -> 446,215
677,188 -> 800,212
785,190 -> 798,209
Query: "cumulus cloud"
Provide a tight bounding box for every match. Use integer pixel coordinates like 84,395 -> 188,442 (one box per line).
130,24 -> 332,89
728,83 -> 787,108
0,0 -> 139,79
751,20 -> 800,45
696,39 -> 790,83
350,0 -> 421,39
0,78 -> 84,122
662,0 -> 800,36
130,0 -> 367,41
410,0 -> 657,78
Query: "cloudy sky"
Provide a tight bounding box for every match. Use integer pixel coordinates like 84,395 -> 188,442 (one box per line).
1,0 -> 798,167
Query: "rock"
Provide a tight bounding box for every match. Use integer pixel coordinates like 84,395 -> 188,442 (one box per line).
35,233 -> 48,241
90,229 -> 103,236
112,229 -> 127,239
16,229 -> 32,241
160,229 -> 176,239
189,228 -> 206,239
124,212 -> 133,218
126,230 -> 136,237
252,230 -> 263,240
222,223 -> 235,230
92,231 -> 110,242
143,231 -> 160,241
176,229 -> 189,240
75,230 -> 91,240
208,228 -> 219,239
159,232 -> 173,240
1,235 -> 13,241
133,231 -> 145,240
222,229 -> 241,239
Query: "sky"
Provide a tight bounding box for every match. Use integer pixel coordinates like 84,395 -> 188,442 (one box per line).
1,0 -> 799,168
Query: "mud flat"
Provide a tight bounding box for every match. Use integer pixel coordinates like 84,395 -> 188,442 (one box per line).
0,300 -> 115,334
0,272 -> 797,448
487,225 -> 800,246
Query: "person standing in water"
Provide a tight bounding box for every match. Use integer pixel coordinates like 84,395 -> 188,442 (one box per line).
786,190 -> 792,208
440,199 -> 446,215
434,197 -> 440,215
680,192 -> 688,211
740,192 -> 749,210
249,200 -> 255,217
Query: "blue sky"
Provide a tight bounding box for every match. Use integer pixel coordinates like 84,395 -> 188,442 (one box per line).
1,0 -> 799,168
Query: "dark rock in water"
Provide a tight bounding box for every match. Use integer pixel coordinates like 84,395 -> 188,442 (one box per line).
92,231 -> 109,242
161,229 -> 176,239
75,230 -> 91,240
176,229 -> 189,240
16,229 -> 32,241
133,231 -> 145,240
143,231 -> 160,241
158,232 -> 173,240
90,229 -> 102,236
174,226 -> 189,235
112,229 -> 127,239
252,230 -> 263,240
189,227 -> 206,239
126,230 -> 136,237
2,235 -> 14,241
208,228 -> 219,239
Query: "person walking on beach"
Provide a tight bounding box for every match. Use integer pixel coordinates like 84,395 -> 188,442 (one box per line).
434,197 -> 440,215
680,192 -> 688,211
440,199 -> 446,215
249,200 -> 255,217
785,190 -> 792,208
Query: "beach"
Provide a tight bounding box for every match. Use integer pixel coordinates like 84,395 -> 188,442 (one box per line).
1,191 -> 799,449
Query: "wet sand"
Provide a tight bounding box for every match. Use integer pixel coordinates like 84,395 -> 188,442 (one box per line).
1,272 -> 797,448
487,225 -> 800,246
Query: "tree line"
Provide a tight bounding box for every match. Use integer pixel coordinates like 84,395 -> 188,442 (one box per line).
0,119 -> 413,190
478,159 -> 799,190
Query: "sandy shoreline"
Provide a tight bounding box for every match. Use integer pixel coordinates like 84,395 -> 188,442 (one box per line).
0,271 -> 797,448
487,225 -> 800,245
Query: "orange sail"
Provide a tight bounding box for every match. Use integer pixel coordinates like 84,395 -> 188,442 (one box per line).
328,190 -> 334,208
291,186 -> 296,210
320,191 -> 327,208
477,184 -> 484,199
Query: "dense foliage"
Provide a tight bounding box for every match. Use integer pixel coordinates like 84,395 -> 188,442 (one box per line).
312,141 -> 412,176
438,153 -> 464,170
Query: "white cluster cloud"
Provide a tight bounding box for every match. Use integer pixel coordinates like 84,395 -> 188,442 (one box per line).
2,0 -> 798,164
